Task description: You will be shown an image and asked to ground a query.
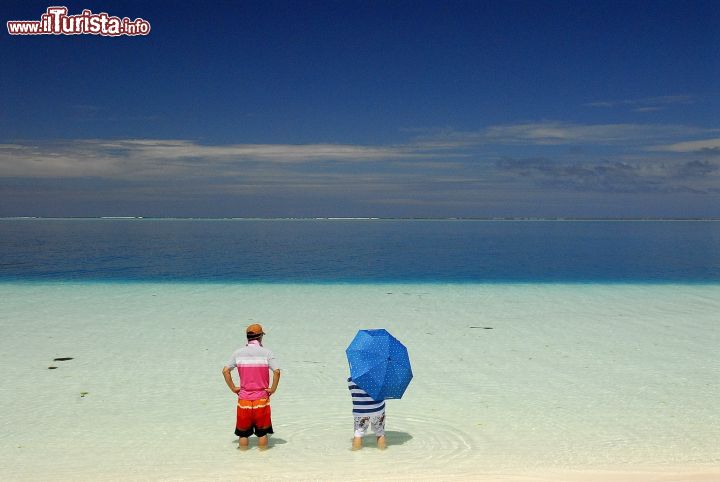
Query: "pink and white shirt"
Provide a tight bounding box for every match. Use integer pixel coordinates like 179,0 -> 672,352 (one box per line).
226,340 -> 280,400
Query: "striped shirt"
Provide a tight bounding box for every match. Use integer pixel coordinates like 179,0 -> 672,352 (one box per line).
348,377 -> 385,416
226,340 -> 280,400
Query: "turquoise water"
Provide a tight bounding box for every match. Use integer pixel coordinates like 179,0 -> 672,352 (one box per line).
1,219 -> 719,282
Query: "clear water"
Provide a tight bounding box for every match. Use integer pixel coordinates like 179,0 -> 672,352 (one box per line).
1,219 -> 718,479
0,283 -> 718,480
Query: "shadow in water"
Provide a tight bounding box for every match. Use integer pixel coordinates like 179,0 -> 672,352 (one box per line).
358,430 -> 413,447
231,437 -> 288,450
385,430 -> 413,446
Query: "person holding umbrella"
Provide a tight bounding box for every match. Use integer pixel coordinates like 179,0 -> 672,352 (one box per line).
347,376 -> 387,450
346,329 -> 413,451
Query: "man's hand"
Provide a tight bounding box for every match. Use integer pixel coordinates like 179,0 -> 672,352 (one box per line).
266,369 -> 281,398
232,386 -> 242,394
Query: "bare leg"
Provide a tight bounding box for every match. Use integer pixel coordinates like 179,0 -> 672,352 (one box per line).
377,435 -> 386,450
352,436 -> 363,451
238,437 -> 249,450
258,435 -> 269,450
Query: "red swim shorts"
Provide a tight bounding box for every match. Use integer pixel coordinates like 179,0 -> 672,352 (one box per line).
235,398 -> 273,437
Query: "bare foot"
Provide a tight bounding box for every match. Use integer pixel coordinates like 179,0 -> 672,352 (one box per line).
238,437 -> 249,451
352,436 -> 363,451
377,435 -> 386,450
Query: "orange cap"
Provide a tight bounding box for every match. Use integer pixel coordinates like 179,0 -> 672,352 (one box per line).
246,323 -> 265,338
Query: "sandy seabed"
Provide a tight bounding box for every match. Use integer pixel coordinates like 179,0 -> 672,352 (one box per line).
1,282 -> 719,481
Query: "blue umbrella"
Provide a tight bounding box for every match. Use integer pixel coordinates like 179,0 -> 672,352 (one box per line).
346,329 -> 413,400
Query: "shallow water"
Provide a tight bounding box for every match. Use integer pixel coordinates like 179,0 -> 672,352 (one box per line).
1,282 -> 718,480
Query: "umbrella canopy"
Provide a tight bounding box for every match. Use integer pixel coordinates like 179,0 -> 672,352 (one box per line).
346,329 -> 413,400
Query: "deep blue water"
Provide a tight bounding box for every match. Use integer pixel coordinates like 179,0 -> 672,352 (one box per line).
1,219 -> 719,282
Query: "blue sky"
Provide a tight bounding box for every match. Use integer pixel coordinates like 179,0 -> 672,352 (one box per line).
2,0 -> 719,217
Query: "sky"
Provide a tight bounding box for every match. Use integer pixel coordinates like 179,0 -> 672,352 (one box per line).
1,0 -> 719,218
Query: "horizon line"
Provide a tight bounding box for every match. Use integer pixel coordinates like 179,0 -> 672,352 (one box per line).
2,216 -> 720,221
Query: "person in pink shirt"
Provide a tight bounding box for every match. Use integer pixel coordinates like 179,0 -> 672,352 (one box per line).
222,323 -> 281,450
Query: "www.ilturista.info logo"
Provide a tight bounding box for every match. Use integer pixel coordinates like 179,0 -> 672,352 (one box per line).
7,6 -> 150,36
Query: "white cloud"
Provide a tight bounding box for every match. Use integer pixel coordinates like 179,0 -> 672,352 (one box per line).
414,121 -> 715,147
92,139 -> 426,161
583,94 -> 695,110
0,139 -> 432,179
648,138 -> 720,153
2,122 -> 719,184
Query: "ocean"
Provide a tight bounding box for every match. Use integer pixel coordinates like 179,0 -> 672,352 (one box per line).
2,218 -> 719,282
1,219 -> 718,480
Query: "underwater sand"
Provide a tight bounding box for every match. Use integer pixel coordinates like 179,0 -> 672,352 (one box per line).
1,282 -> 718,480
